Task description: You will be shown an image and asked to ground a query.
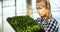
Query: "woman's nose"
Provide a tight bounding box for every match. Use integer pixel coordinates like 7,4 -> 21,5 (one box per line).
37,10 -> 41,13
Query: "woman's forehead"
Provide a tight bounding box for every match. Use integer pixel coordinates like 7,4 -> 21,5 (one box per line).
36,1 -> 46,7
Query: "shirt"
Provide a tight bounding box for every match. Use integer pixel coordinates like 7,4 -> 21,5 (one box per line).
36,17 -> 59,32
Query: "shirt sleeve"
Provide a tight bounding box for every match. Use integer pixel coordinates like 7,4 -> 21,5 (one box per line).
46,18 -> 59,32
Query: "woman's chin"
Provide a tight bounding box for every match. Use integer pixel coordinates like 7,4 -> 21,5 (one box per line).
40,15 -> 43,17
39,14 -> 44,17
39,13 -> 46,17
39,15 -> 43,17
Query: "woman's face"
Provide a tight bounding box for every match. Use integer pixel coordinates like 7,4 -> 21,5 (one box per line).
36,1 -> 47,17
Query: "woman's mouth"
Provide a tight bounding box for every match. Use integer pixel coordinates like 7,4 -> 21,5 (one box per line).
39,14 -> 41,15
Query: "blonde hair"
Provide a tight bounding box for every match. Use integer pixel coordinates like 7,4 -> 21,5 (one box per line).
36,0 -> 51,22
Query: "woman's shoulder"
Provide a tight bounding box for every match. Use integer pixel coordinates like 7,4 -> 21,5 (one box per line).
49,17 -> 58,24
35,18 -> 43,24
36,18 -> 41,21
51,18 -> 56,21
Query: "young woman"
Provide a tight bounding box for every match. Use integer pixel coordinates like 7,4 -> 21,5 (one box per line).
36,0 -> 58,32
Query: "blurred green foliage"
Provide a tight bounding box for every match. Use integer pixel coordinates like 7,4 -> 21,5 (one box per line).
7,16 -> 45,32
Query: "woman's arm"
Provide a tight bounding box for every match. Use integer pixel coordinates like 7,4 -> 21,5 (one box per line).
46,19 -> 59,32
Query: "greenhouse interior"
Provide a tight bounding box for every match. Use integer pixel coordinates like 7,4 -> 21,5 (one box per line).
0,0 -> 60,32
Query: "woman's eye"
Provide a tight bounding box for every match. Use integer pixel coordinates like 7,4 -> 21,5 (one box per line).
39,7 -> 42,9
36,7 -> 42,10
36,8 -> 38,9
